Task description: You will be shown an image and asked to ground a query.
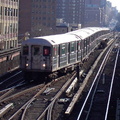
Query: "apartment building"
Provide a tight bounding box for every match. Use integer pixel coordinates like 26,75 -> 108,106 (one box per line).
0,0 -> 19,50
56,0 -> 85,27
84,0 -> 107,27
19,0 -> 56,38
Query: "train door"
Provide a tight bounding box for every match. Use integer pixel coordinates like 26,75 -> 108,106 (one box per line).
80,40 -> 83,60
82,39 -> 86,58
86,38 -> 89,54
68,43 -> 70,64
59,43 -> 67,67
85,39 -> 87,56
77,41 -> 82,61
69,41 -> 77,63
52,45 -> 58,71
31,45 -> 41,70
91,35 -> 94,51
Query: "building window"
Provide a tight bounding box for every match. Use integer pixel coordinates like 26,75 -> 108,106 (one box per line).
5,7 -> 7,16
0,6 -> 2,15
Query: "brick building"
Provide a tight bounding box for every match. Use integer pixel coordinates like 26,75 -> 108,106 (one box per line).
19,0 -> 56,39
0,0 -> 19,50
84,0 -> 106,27
56,0 -> 85,27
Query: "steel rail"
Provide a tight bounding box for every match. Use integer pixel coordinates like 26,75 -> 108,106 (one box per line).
37,72 -> 76,120
77,42 -> 116,120
85,46 -> 119,120
8,84 -> 47,120
105,48 -> 120,120
47,102 -> 54,120
0,71 -> 22,85
84,42 -> 118,120
19,73 -> 74,120
64,38 -> 115,116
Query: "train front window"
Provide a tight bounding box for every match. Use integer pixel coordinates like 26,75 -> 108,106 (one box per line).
34,46 -> 40,55
23,46 -> 29,55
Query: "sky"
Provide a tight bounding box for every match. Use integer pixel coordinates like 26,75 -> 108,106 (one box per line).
108,0 -> 120,11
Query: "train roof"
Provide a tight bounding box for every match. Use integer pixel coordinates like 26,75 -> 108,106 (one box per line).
22,33 -> 80,46
22,27 -> 109,46
66,27 -> 109,39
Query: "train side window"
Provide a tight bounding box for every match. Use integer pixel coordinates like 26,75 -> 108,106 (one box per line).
60,44 -> 66,56
80,40 -> 82,49
23,46 -> 29,55
88,37 -> 90,45
83,40 -> 85,48
78,41 -> 81,50
92,36 -> 94,41
68,43 -> 70,53
43,46 -> 50,56
85,39 -> 87,47
61,47 -> 65,55
70,42 -> 75,53
86,38 -> 89,45
81,40 -> 83,49
53,46 -> 57,56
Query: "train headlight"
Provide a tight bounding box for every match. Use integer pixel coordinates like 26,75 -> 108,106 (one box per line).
43,64 -> 46,67
26,63 -> 29,67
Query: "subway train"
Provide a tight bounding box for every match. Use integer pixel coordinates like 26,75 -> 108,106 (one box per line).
20,27 -> 110,81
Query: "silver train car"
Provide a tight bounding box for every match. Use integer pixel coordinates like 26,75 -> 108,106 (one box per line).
20,27 -> 109,81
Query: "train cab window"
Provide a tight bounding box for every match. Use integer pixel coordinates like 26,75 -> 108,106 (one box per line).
23,46 -> 29,55
43,46 -> 50,56
34,46 -> 40,55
